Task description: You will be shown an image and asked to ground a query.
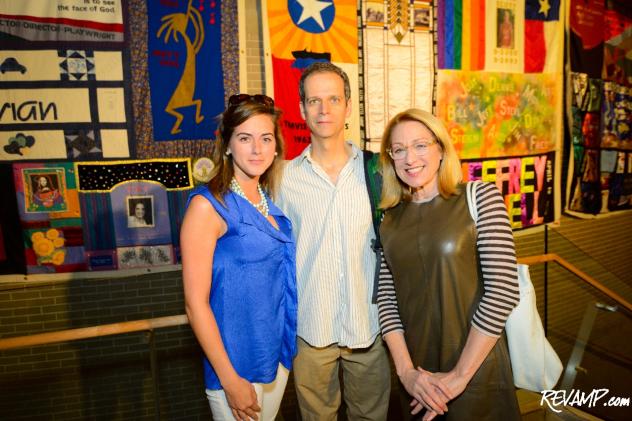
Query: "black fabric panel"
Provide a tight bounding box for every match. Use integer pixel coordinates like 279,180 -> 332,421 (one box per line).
570,31 -> 603,79
0,164 -> 26,274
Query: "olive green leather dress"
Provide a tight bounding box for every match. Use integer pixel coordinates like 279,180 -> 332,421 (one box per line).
380,187 -> 520,420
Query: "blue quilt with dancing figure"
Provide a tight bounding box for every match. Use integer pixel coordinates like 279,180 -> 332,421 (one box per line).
147,0 -> 224,141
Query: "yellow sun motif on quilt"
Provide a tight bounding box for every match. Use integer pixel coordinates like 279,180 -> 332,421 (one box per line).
34,238 -> 55,257
46,228 -> 60,240
51,250 -> 66,266
31,228 -> 67,265
31,231 -> 45,242
267,0 -> 358,63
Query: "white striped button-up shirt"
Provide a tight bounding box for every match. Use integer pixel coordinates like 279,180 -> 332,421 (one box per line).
277,143 -> 380,348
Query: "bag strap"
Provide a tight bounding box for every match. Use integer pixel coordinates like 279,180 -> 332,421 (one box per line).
466,180 -> 481,223
362,150 -> 383,304
362,150 -> 383,241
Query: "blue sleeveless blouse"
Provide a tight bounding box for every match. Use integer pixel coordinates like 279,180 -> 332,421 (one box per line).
186,186 -> 298,390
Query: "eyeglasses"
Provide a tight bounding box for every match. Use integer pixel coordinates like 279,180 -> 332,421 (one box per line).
387,140 -> 437,160
228,94 -> 275,108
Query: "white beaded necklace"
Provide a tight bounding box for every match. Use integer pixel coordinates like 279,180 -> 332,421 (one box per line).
230,178 -> 269,217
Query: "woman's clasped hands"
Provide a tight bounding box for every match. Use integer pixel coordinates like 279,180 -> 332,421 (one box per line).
401,366 -> 468,421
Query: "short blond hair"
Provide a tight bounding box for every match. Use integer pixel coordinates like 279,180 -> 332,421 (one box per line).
379,108 -> 462,209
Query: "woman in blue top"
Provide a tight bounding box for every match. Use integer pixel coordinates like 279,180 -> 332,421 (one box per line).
181,94 -> 297,421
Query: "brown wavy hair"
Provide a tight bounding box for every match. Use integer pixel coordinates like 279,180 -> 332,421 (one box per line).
207,100 -> 285,204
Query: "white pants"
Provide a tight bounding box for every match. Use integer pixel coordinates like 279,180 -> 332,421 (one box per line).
206,364 -> 289,421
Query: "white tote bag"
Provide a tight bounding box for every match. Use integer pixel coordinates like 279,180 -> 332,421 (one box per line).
466,181 -> 563,392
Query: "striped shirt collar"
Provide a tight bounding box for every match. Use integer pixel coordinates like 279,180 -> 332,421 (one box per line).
298,141 -> 361,165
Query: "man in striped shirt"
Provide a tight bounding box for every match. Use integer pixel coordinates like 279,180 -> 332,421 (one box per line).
277,62 -> 391,420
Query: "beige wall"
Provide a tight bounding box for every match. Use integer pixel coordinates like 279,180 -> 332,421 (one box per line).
243,0 -> 265,94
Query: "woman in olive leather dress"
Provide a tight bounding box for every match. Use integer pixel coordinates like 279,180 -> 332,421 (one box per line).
376,109 -> 521,420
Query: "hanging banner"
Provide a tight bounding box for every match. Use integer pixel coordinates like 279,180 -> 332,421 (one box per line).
75,158 -> 192,271
437,0 -> 486,71
264,0 -> 360,158
0,1 -> 134,161
13,162 -> 85,274
0,0 -> 124,43
565,1 -> 632,217
483,0 -> 524,73
362,1 -> 435,150
569,0 -> 604,78
602,8 -> 632,86
147,0 -> 224,141
437,0 -> 563,73
566,78 -> 632,216
436,70 -> 560,159
463,152 -> 556,229
524,0 -> 562,73
434,1 -> 564,228
0,49 -> 132,161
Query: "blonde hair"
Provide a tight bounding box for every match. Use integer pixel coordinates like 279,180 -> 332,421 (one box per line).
379,108 -> 462,209
208,100 -> 285,203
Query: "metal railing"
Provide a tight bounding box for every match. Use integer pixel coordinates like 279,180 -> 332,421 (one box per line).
518,253 -> 632,314
2,254 -> 629,353
0,315 -> 189,420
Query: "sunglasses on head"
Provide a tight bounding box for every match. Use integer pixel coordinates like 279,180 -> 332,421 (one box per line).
228,94 -> 275,108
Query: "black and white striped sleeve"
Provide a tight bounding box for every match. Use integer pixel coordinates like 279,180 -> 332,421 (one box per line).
376,251 -> 404,336
471,182 -> 521,337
